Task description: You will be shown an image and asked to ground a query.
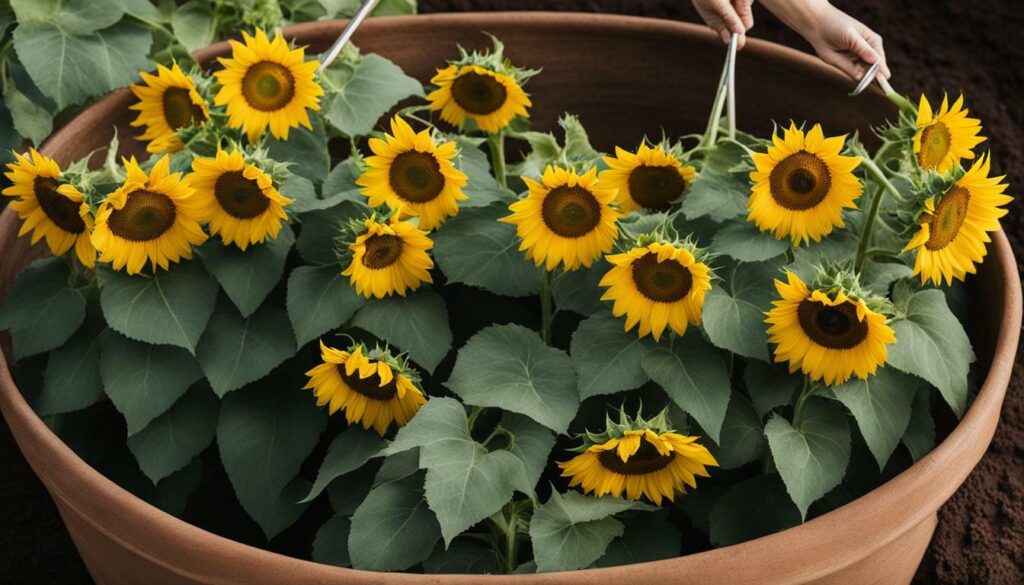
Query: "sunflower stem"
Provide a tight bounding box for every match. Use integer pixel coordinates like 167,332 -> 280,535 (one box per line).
700,49 -> 732,148
854,183 -> 885,273
487,131 -> 508,189
792,378 -> 812,427
540,270 -> 554,344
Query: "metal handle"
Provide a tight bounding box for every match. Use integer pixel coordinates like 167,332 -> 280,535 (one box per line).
848,61 -> 882,97
317,0 -> 381,73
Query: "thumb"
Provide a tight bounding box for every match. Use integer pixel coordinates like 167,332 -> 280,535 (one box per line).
845,32 -> 882,72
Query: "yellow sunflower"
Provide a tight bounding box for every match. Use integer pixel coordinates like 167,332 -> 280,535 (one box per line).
427,64 -> 532,133
560,429 -> 717,505
342,215 -> 434,299
356,115 -> 468,231
599,143 -> 696,213
188,150 -> 291,250
501,165 -> 621,271
747,123 -> 862,245
765,271 -> 896,386
91,156 -> 208,275
914,94 -> 986,173
129,63 -> 209,153
213,29 -> 323,143
599,242 -> 711,341
3,149 -> 96,267
903,153 -> 1010,285
304,341 -> 427,436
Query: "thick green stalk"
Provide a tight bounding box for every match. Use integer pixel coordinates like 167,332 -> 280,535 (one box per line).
539,270 -> 553,344
854,183 -> 885,272
487,131 -> 508,189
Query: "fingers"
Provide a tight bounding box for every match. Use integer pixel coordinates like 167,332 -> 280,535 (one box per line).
862,30 -> 891,78
692,0 -> 755,48
735,0 -> 755,30
818,48 -> 864,82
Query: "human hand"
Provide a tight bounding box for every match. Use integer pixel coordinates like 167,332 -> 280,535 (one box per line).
800,3 -> 891,82
691,0 -> 756,48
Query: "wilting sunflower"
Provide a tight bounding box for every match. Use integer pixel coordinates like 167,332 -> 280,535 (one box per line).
501,165 -> 620,271
903,153 -> 1010,285
214,29 -> 323,143
356,115 -> 468,231
304,341 -> 426,436
3,149 -> 96,267
747,123 -> 862,245
342,215 -> 434,298
91,156 -> 207,275
914,94 -> 986,173
765,271 -> 896,386
599,143 -> 696,213
427,64 -> 532,133
559,410 -> 717,505
188,150 -> 291,250
129,63 -> 209,153
599,241 -> 711,341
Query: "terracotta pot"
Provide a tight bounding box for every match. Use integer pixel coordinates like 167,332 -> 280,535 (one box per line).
0,12 -> 1019,585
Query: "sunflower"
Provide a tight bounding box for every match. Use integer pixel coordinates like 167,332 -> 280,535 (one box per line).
599,143 -> 696,213
356,115 -> 468,231
501,165 -> 620,271
342,215 -> 434,299
304,341 -> 427,436
913,94 -> 986,173
129,63 -> 209,153
765,271 -> 896,386
903,154 -> 1010,285
747,123 -> 862,245
188,150 -> 291,250
599,242 -> 711,341
427,64 -> 532,133
213,29 -> 323,143
3,149 -> 96,267
91,156 -> 208,275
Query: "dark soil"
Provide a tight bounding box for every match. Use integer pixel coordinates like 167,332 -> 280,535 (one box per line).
1,1 -> 1022,583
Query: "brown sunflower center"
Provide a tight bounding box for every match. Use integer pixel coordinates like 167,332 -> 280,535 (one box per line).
162,87 -> 206,130
214,171 -> 270,219
389,151 -> 445,203
338,366 -> 398,401
627,165 -> 687,210
631,252 -> 693,303
450,71 -> 508,115
362,234 -> 404,269
768,151 -> 832,211
107,189 -> 177,242
241,61 -> 296,112
917,121 -> 951,170
541,186 -> 602,238
797,299 -> 868,350
925,185 -> 970,251
597,439 -> 675,475
33,177 -> 86,234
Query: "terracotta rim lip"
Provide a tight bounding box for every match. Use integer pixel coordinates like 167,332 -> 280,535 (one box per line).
0,12 -> 1018,583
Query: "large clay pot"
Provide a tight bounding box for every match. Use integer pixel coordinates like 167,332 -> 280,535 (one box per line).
0,12 -> 1019,585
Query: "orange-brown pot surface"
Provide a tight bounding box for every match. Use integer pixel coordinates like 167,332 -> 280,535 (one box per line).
0,12 -> 1020,585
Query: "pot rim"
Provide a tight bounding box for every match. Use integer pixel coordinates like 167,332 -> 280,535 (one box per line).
0,12 -> 1019,584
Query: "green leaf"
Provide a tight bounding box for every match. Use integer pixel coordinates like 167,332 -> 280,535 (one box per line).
861,260 -> 913,295
268,117 -> 330,183
447,324 -> 578,433
11,0 -> 124,34
560,114 -> 600,162
4,84 -> 53,146
709,474 -> 801,546
744,360 -> 801,417
765,398 -> 851,518
551,258 -> 610,316
887,283 -> 973,417
432,203 -> 542,297
312,515 -> 351,567
286,265 -> 364,347
348,473 -> 441,571
295,200 -> 366,265
641,334 -> 731,443
197,224 -> 294,318
34,316 -> 105,416
830,367 -> 922,470
702,259 -> 781,361
902,387 -> 935,462
594,510 -> 681,568
100,331 -> 203,435
373,449 -> 420,486
423,538 -> 501,574
326,462 -> 378,516
14,21 -> 153,109
0,257 -> 85,359
500,412 -> 556,495
529,491 -> 638,573
711,220 -> 789,263
218,382 -> 327,538
454,136 -> 512,208
127,386 -> 219,483
196,300 -> 297,397
98,260 -> 218,354
681,141 -> 750,223
170,0 -> 214,53
302,426 -> 385,503
324,53 -> 423,137
571,313 -> 656,400
706,396 -> 766,469
150,457 -> 203,517
351,289 -> 452,373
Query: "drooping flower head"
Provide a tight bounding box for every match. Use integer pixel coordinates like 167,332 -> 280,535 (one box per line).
356,115 -> 468,231
340,213 -> 434,299
599,142 -> 696,213
129,63 -> 209,153
3,149 -> 96,267
913,94 -> 985,173
747,123 -> 862,245
559,408 -> 717,505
